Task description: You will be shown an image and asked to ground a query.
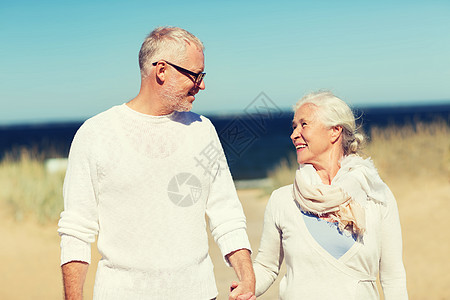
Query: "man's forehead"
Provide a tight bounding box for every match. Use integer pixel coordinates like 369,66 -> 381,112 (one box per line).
186,43 -> 204,56
185,40 -> 203,51
184,43 -> 205,69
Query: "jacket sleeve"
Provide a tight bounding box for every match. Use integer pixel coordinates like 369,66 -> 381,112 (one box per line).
379,186 -> 408,299
57,122 -> 100,266
253,192 -> 284,297
205,121 -> 251,265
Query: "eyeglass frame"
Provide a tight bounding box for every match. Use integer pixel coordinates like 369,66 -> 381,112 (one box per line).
152,60 -> 206,86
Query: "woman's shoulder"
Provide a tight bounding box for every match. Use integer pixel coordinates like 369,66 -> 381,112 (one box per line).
269,184 -> 294,205
271,184 -> 293,195
265,184 -> 298,223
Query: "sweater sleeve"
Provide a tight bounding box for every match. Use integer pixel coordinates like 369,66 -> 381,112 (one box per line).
57,122 -> 100,266
204,121 -> 251,265
253,192 -> 284,297
379,186 -> 408,299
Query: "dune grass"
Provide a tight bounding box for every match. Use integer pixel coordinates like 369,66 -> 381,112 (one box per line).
1,120 -> 448,223
366,120 -> 450,181
0,149 -> 65,223
267,120 -> 450,189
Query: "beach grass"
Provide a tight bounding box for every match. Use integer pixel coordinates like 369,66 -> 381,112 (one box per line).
0,120 -> 448,223
0,148 -> 65,223
267,120 -> 450,189
366,119 -> 450,181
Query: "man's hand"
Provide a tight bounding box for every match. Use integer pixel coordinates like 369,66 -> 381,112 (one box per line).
230,281 -> 256,300
226,249 -> 256,300
61,261 -> 89,300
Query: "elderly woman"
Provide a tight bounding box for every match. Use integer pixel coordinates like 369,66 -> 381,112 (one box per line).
252,91 -> 408,299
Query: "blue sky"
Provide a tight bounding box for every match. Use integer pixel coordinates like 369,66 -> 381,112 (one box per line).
1,0 -> 449,125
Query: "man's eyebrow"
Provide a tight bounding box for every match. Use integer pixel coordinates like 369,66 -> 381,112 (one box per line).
192,66 -> 204,73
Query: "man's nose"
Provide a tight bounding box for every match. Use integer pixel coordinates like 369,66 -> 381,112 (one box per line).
198,79 -> 205,90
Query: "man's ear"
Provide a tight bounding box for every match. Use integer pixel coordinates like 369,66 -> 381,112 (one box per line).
154,61 -> 167,83
330,125 -> 343,144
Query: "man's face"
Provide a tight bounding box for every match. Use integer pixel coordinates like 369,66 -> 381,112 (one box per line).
160,44 -> 205,112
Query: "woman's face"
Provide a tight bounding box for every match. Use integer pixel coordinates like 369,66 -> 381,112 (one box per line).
290,103 -> 336,167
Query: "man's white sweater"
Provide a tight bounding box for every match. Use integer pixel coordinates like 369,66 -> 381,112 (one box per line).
58,104 -> 251,299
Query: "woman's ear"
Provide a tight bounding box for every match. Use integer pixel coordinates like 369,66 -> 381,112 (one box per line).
330,125 -> 343,144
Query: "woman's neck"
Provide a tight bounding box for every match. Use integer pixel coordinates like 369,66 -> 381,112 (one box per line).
313,149 -> 344,185
315,164 -> 341,185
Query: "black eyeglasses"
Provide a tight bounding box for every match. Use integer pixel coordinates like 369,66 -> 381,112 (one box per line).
152,60 -> 206,86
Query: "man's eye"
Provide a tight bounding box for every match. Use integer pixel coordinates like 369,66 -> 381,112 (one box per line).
302,122 -> 307,127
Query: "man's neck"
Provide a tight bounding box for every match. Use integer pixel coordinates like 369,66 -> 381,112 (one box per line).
127,93 -> 174,116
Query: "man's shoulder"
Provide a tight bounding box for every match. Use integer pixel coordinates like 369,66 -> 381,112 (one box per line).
75,105 -> 122,137
87,104 -> 121,122
173,111 -> 213,127
81,105 -> 121,127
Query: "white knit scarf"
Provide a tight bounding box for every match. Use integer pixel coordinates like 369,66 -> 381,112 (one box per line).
293,155 -> 387,236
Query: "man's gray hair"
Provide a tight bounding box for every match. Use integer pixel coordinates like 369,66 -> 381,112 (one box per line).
138,26 -> 205,78
293,91 -> 365,155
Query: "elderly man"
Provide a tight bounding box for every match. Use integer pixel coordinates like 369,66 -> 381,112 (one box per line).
58,26 -> 255,300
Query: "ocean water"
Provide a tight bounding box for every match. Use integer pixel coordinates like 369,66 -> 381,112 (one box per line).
1,103 -> 449,180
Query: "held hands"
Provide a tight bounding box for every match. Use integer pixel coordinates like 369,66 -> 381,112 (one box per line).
226,248 -> 256,300
230,281 -> 256,300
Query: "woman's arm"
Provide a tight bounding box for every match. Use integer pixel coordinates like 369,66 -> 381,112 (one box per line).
253,194 -> 284,297
379,187 -> 408,299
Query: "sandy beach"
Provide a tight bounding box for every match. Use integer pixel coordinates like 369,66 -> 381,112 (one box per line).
1,174 -> 449,299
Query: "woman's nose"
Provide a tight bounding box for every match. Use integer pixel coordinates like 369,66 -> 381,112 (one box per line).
290,128 -> 299,141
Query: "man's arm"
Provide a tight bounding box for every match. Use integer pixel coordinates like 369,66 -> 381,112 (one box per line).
226,249 -> 256,300
61,261 -> 89,300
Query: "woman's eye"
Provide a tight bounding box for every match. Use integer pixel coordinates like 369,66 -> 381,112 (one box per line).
302,122 -> 307,127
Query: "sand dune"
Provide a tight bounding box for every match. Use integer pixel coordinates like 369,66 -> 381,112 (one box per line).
1,178 -> 449,299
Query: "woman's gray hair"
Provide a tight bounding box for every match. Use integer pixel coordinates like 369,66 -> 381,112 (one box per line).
293,91 -> 365,155
138,26 -> 205,78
